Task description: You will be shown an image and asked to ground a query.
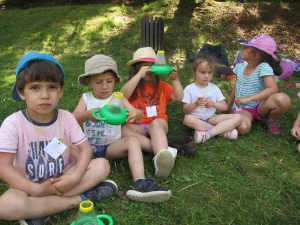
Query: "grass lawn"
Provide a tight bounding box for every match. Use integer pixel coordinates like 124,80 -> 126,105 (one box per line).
1,0 -> 300,224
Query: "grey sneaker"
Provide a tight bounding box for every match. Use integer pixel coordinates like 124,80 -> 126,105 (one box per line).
154,149 -> 175,178
19,216 -> 50,225
126,178 -> 171,203
81,179 -> 118,203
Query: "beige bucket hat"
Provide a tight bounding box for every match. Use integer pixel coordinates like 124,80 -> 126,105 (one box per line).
78,54 -> 121,85
127,47 -> 157,67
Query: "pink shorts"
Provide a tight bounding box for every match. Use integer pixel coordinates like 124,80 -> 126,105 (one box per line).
231,103 -> 265,121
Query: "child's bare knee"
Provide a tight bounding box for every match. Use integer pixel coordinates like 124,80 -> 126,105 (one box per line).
91,158 -> 110,174
234,114 -> 243,123
0,192 -> 26,220
127,135 -> 140,144
275,93 -> 291,108
183,115 -> 194,126
237,123 -> 250,135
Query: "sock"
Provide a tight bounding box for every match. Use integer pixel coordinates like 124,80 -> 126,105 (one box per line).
207,130 -> 214,138
205,123 -> 214,131
135,178 -> 145,182
79,194 -> 87,201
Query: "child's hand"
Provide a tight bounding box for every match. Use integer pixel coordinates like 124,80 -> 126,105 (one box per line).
234,97 -> 250,107
169,66 -> 178,80
205,100 -> 214,108
126,109 -> 143,123
137,66 -> 151,78
89,108 -> 101,123
291,125 -> 300,140
36,180 -> 62,197
196,97 -> 208,107
52,174 -> 81,193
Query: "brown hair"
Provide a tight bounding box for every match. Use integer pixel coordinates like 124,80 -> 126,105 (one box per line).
129,61 -> 160,100
250,48 -> 282,75
16,60 -> 64,94
192,54 -> 215,72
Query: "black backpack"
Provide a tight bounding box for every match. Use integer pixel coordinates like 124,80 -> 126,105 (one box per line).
198,43 -> 229,67
187,44 -> 233,76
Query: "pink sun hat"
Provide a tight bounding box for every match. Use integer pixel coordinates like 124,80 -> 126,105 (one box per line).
241,34 -> 279,61
127,47 -> 157,66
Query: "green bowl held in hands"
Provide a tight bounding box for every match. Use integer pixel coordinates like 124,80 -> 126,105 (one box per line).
150,65 -> 173,76
92,105 -> 130,125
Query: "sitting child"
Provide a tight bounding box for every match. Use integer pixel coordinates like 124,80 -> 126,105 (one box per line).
182,54 -> 242,143
120,47 -> 183,178
291,111 -> 300,152
227,34 -> 291,136
0,52 -> 117,225
73,54 -> 171,203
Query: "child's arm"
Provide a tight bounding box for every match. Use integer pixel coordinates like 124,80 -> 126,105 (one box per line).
169,66 -> 183,102
73,96 -> 98,124
183,101 -> 198,114
120,66 -> 150,99
227,85 -> 236,110
206,99 -> 228,111
183,97 -> 209,114
52,140 -> 93,193
291,111 -> 300,139
123,97 -> 144,123
0,152 -> 61,197
235,76 -> 278,107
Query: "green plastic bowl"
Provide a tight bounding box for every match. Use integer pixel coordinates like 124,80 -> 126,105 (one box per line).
92,105 -> 130,125
150,65 -> 173,76
70,214 -> 114,225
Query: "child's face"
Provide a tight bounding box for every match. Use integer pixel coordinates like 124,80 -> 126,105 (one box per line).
241,46 -> 255,61
86,71 -> 116,99
193,61 -> 213,87
140,61 -> 155,83
18,81 -> 64,121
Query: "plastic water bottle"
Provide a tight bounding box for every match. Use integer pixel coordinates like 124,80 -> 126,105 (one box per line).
74,200 -> 98,225
155,50 -> 167,65
107,92 -> 124,114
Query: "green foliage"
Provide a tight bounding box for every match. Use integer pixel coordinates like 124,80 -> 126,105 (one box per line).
1,1 -> 300,225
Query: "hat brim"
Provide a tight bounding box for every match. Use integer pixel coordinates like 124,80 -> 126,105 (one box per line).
127,58 -> 156,67
78,68 -> 122,85
12,84 -> 23,101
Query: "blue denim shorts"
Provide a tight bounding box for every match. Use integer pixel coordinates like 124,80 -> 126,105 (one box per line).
91,144 -> 109,158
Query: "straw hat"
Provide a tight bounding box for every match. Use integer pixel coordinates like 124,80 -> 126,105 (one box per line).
127,47 -> 157,66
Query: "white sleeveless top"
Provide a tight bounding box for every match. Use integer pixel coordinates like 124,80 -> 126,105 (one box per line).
82,92 -> 121,146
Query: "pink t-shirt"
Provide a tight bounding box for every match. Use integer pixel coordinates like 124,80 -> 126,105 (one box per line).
0,109 -> 87,183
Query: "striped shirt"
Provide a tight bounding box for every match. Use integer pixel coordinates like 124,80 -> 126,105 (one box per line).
233,61 -> 274,109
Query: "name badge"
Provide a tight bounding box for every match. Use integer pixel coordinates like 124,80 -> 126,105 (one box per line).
44,137 -> 67,160
146,106 -> 157,117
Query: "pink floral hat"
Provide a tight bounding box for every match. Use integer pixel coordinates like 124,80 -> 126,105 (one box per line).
242,34 -> 279,61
